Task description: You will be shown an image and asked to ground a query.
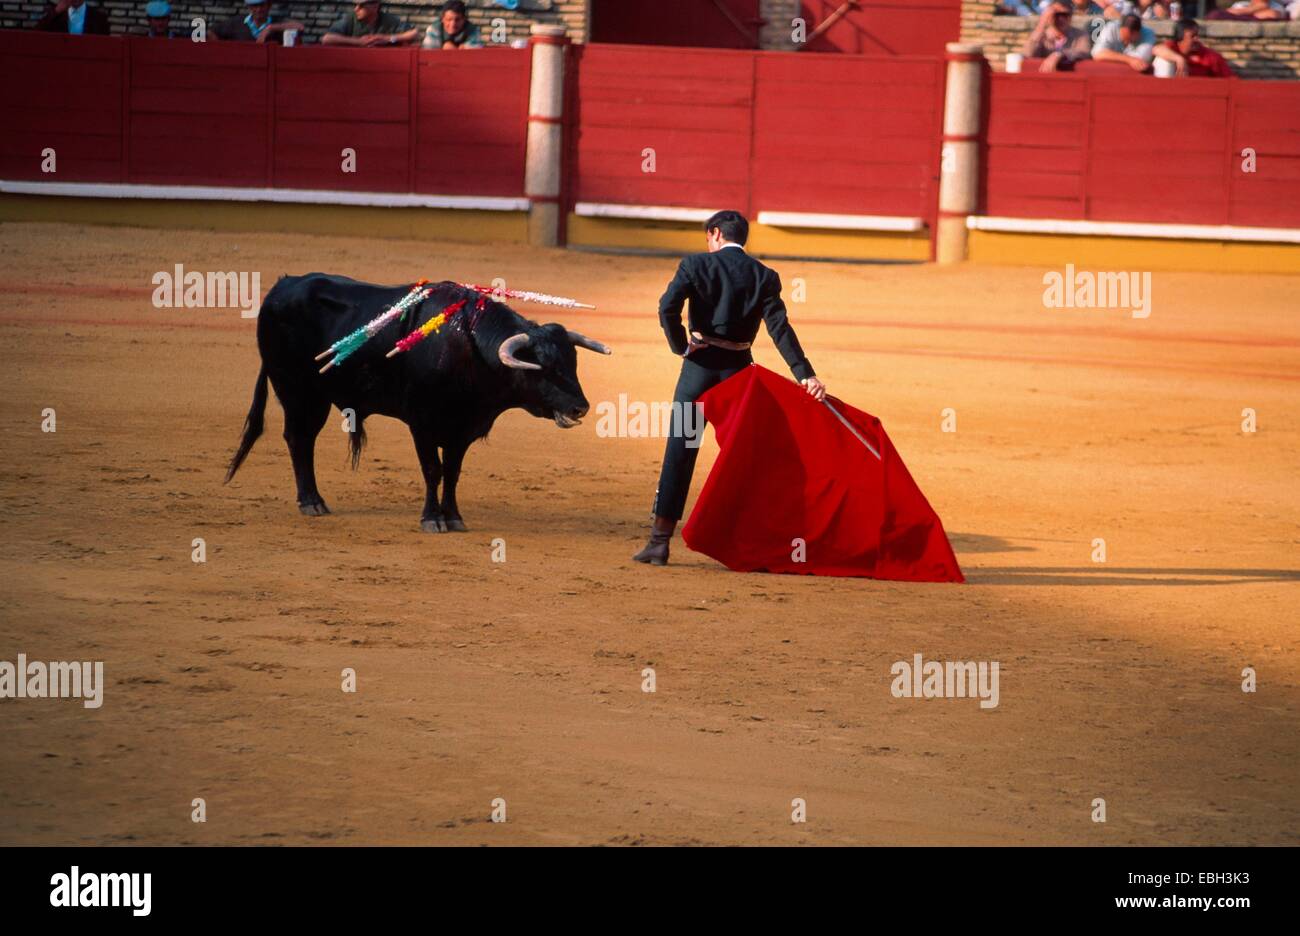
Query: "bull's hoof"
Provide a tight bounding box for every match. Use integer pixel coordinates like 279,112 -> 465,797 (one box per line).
299,501 -> 331,517
445,518 -> 468,532
420,517 -> 448,533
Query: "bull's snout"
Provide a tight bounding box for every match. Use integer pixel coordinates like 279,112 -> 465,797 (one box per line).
553,402 -> 588,429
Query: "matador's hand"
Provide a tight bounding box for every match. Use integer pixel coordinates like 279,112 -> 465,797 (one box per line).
802,377 -> 826,402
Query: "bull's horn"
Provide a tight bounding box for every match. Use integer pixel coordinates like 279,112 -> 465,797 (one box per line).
566,331 -> 612,355
498,333 -> 541,371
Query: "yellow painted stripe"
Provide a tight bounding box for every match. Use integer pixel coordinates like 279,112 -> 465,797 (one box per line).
0,194 -> 530,244
968,230 -> 1300,275
566,214 -> 932,262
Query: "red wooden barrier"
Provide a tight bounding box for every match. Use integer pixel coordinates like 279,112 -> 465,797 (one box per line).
415,46 -> 530,197
128,38 -> 268,186
1231,83 -> 1300,228
570,43 -> 944,222
570,44 -> 754,211
751,54 -> 943,218
273,45 -> 412,192
4,31 -> 1297,237
986,72 -> 1300,229
0,33 -> 530,198
0,31 -> 124,183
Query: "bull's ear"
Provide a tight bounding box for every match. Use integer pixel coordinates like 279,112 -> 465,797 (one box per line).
566,331 -> 612,355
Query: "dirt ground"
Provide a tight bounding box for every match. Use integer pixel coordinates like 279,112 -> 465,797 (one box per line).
0,221 -> 1296,845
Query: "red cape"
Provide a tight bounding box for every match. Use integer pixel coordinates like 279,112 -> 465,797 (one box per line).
681,365 -> 963,582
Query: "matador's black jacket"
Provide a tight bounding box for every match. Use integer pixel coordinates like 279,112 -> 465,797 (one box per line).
656,245 -> 816,382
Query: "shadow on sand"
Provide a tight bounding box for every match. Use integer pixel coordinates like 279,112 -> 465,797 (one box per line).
947,532 -> 1037,555
963,566 -> 1300,587
950,534 -> 1299,586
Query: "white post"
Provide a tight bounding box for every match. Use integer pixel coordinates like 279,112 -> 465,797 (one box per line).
936,42 -> 985,264
525,24 -> 568,247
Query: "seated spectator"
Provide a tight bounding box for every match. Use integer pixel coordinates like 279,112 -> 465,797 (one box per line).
997,0 -> 1104,14
35,0 -> 110,34
1022,2 -> 1092,71
1091,13 -> 1156,70
1106,0 -> 1169,15
1207,0 -> 1287,17
145,0 -> 175,38
322,1 -> 421,46
1241,0 -> 1289,16
423,0 -> 483,48
1153,18 -> 1237,75
1132,0 -> 1171,16
1211,0 -> 1284,18
213,1 -> 304,43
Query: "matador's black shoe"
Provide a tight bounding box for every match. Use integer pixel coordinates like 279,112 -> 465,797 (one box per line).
632,516 -> 677,566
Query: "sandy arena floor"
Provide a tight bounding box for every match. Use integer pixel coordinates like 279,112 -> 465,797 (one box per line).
0,222 -> 1296,845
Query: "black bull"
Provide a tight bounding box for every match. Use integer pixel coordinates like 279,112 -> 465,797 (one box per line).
224,273 -> 610,532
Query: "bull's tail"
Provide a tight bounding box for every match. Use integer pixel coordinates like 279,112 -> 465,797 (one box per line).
348,419 -> 367,471
225,365 -> 269,483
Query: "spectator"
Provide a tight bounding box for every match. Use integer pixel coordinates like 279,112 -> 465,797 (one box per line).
1110,0 -> 1170,16
145,0 -> 174,37
1207,0 -> 1287,17
422,0 -> 483,48
1091,13 -> 1156,70
1106,0 -> 1170,15
213,1 -> 304,43
997,0 -> 1104,13
35,0 -> 111,34
1153,18 -> 1237,75
322,1 -> 421,46
1022,2 -> 1092,71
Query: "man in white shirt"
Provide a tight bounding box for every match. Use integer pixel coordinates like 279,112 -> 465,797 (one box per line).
1092,13 -> 1157,70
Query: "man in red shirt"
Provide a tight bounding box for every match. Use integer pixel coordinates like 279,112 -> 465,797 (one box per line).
1153,20 -> 1236,78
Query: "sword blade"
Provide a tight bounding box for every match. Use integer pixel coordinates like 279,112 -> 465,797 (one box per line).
822,399 -> 881,460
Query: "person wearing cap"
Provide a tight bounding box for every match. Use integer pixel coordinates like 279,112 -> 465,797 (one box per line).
322,1 -> 421,46
35,0 -> 111,34
145,0 -> 174,37
422,0 -> 483,49
213,1 -> 304,43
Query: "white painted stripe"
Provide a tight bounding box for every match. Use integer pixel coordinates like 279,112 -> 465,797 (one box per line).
574,203 -> 927,232
574,202 -> 716,223
0,180 -> 529,212
757,210 -> 924,233
967,214 -> 1300,245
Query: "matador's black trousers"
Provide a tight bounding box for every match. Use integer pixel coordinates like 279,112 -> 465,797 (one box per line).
651,346 -> 753,521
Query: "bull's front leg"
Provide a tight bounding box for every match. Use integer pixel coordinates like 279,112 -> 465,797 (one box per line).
439,440 -> 469,532
409,426 -> 447,533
